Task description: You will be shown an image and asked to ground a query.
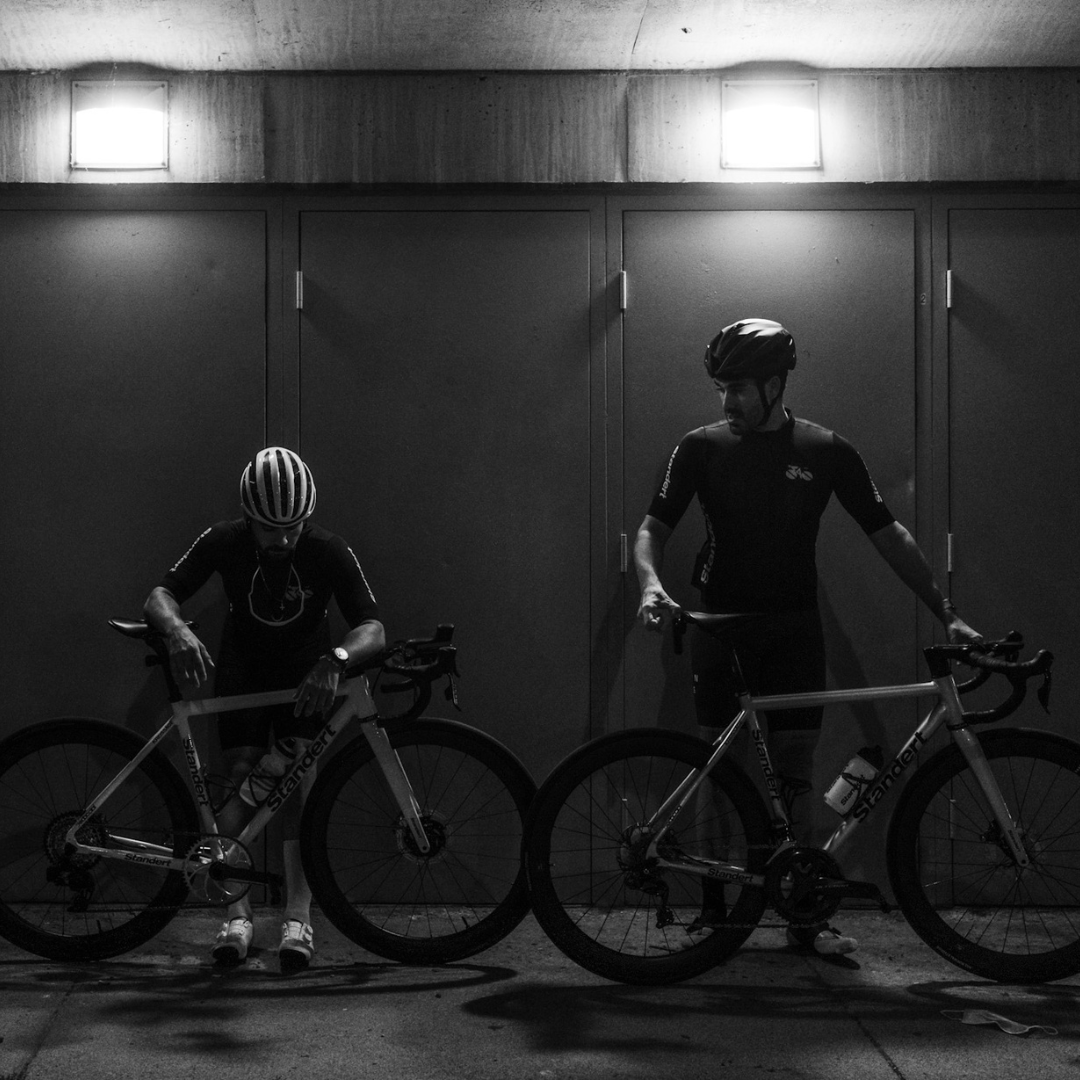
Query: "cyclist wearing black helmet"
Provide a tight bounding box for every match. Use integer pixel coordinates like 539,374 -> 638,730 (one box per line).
634,318 -> 981,957
144,447 -> 385,973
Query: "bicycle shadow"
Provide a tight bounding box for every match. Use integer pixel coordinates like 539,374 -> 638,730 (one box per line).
461,974 -> 1078,1057
0,952 -> 517,1002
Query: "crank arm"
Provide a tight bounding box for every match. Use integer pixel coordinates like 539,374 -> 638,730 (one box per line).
207,864 -> 285,891
808,876 -> 891,911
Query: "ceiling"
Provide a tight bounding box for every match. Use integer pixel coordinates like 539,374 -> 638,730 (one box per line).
1,0 -> 1079,73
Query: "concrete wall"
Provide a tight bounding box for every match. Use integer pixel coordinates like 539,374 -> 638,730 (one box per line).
3,69 -> 1080,184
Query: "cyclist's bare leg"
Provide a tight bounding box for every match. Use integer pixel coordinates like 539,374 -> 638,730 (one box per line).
220,746 -> 262,922
690,725 -> 818,930
767,728 -> 818,837
280,764 -> 316,924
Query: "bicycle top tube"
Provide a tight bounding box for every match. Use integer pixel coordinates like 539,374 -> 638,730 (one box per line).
672,607 -> 1053,724
747,681 -> 940,713
178,672 -> 376,720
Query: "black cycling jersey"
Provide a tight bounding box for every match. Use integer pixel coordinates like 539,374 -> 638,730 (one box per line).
647,412 -> 895,612
159,519 -> 379,663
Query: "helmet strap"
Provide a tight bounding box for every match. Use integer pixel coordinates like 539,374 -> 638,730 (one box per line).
755,377 -> 783,428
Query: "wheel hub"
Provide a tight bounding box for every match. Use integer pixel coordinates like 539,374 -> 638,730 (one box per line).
44,811 -> 106,871
397,812 -> 449,861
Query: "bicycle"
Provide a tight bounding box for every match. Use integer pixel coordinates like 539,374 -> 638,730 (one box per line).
523,609 -> 1076,985
0,619 -> 535,964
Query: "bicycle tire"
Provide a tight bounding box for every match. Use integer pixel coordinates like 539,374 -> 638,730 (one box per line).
524,728 -> 771,985
301,717 -> 535,964
0,718 -> 199,961
888,727 -> 1080,983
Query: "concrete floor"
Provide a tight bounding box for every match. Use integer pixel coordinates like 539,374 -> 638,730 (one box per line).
1,909 -> 1076,1080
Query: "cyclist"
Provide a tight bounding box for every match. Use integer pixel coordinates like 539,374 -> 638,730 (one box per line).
144,446 -> 385,973
634,318 -> 982,957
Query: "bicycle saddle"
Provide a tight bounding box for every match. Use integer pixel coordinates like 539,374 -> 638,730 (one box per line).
108,617 -> 197,640
678,611 -> 764,635
109,618 -> 153,639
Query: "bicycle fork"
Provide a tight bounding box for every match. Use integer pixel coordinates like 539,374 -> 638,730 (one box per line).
360,721 -> 430,854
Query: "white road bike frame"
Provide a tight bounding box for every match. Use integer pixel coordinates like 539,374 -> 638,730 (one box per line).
641,670 -> 1030,887
62,673 -> 431,879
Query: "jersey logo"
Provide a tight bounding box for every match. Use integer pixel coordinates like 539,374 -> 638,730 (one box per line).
785,465 -> 814,481
658,445 -> 679,500
248,566 -> 314,626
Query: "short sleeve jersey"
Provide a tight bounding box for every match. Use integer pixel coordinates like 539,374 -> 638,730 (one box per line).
647,413 -> 895,612
159,519 -> 379,663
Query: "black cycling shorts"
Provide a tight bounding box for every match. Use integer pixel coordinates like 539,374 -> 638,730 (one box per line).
214,649 -> 326,752
689,608 -> 826,732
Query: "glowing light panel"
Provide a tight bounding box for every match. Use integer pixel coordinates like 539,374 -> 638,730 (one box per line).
71,81 -> 168,169
721,80 -> 820,170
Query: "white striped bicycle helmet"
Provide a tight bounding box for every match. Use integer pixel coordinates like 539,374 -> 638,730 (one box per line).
240,447 -> 317,528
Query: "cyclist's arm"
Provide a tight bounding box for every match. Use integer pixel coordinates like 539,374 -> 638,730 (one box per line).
340,618 -> 386,661
868,521 -> 982,644
293,535 -> 385,718
143,585 -> 216,688
634,515 -> 677,631
293,618 -> 385,718
635,433 -> 703,632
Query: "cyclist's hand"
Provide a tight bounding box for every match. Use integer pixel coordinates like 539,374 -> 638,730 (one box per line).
638,585 -> 677,633
294,658 -> 339,718
945,612 -> 983,647
166,626 -> 214,689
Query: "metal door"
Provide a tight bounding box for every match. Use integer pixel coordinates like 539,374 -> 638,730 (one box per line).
947,207 -> 1080,739
297,208 -> 595,779
0,208 -> 268,738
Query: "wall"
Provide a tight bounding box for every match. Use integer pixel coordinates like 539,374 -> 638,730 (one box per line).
3,69 -> 1080,184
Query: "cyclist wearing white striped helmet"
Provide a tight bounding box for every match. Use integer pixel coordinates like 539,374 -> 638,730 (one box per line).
144,447 -> 385,974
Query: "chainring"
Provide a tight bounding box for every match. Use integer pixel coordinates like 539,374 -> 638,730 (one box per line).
184,834 -> 253,904
764,846 -> 843,926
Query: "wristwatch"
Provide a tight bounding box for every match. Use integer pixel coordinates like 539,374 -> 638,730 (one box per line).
325,647 -> 350,673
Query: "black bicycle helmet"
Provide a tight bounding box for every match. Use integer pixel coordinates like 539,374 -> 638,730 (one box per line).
704,318 -> 797,382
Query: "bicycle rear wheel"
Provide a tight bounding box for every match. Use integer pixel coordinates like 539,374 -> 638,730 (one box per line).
0,719 -> 199,961
524,729 -> 771,984
301,718 -> 535,964
888,728 -> 1080,983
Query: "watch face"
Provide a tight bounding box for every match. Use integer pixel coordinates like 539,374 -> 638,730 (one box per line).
333,648 -> 349,666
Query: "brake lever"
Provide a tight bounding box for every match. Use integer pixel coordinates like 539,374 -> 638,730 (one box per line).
445,672 -> 460,711
1037,669 -> 1053,713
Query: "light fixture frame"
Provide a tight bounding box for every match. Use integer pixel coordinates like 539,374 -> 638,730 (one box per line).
721,79 -> 821,170
71,80 -> 169,171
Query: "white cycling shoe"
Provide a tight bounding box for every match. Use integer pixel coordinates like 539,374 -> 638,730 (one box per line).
211,916 -> 254,965
279,919 -> 315,974
786,924 -> 858,956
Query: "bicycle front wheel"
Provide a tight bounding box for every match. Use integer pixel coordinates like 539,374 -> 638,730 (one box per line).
301,718 -> 535,964
524,729 -> 771,984
0,719 -> 199,961
888,728 -> 1080,983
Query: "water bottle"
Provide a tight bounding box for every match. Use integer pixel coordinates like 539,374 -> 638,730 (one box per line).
239,737 -> 299,807
824,745 -> 885,816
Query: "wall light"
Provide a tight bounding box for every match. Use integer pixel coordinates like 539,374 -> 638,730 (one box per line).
721,80 -> 820,170
71,81 -> 168,170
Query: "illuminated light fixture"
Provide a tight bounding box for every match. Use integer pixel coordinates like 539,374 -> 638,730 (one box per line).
71,81 -> 168,170
721,79 -> 820,169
